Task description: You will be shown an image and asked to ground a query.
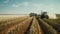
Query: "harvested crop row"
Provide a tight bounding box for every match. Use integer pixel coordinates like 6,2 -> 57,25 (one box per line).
0,16 -> 28,29
29,17 -> 43,34
0,17 -> 21,23
0,17 -> 29,34
0,16 -> 28,26
38,18 -> 57,34
7,17 -> 33,34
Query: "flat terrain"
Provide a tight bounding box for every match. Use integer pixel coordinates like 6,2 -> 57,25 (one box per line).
0,14 -> 60,34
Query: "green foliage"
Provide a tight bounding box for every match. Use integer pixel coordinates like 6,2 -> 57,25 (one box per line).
56,14 -> 60,19
29,17 -> 38,34
38,18 -> 57,34
43,19 -> 60,34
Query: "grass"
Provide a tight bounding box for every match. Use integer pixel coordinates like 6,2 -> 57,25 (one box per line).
29,17 -> 43,34
0,14 -> 60,34
7,17 -> 33,34
38,18 -> 57,34
0,16 -> 29,34
43,19 -> 60,34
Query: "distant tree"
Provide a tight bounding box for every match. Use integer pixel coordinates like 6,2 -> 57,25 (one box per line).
41,12 -> 49,19
29,13 -> 37,17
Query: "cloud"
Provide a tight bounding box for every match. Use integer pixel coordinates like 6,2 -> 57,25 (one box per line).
3,0 -> 9,3
0,0 -> 10,6
12,2 -> 29,7
23,2 -> 29,6
12,3 -> 21,7
28,3 -> 60,14
32,3 -> 55,10
12,2 -> 60,14
32,3 -> 42,7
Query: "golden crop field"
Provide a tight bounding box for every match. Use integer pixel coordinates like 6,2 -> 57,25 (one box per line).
0,15 -> 60,34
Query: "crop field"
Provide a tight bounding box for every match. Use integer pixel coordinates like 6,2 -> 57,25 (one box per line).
0,15 -> 60,34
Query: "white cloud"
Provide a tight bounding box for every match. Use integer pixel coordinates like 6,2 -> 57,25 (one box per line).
28,3 -> 60,14
32,3 -> 42,7
12,3 -> 21,7
0,0 -> 10,6
12,2 -> 29,7
23,2 -> 29,6
11,2 -> 60,14
3,0 -> 9,3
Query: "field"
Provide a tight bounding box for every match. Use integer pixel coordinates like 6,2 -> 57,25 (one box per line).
0,14 -> 60,34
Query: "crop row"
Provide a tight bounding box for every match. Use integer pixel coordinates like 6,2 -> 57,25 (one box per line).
0,17 -> 28,25
0,17 -> 30,34
7,17 -> 33,34
38,18 -> 57,34
29,17 -> 43,34
43,19 -> 60,34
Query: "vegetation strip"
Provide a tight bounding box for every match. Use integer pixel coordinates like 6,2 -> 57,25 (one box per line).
0,17 -> 29,34
29,17 -> 43,34
37,18 -> 57,34
24,17 -> 33,34
43,19 -> 60,34
7,17 -> 33,34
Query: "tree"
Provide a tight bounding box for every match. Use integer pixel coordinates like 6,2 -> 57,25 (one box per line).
41,12 -> 49,19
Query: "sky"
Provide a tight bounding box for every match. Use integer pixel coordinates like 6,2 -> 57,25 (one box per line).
0,0 -> 60,14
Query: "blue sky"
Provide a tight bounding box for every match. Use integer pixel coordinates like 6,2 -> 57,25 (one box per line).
0,0 -> 60,14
